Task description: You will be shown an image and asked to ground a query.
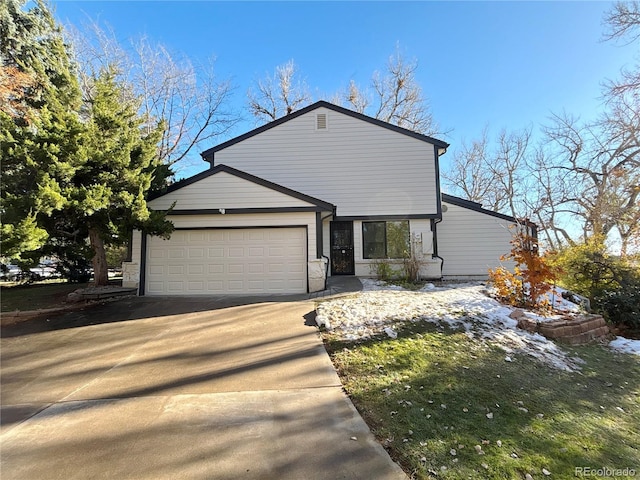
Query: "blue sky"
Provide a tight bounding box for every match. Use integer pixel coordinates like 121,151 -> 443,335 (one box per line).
51,1 -> 637,179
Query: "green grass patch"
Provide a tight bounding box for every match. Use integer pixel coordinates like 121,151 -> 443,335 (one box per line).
323,322 -> 640,479
0,281 -> 89,312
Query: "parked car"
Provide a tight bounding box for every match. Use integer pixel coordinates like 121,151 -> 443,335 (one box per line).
29,264 -> 58,280
0,264 -> 21,281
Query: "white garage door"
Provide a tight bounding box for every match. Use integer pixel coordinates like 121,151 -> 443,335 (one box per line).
145,228 -> 307,295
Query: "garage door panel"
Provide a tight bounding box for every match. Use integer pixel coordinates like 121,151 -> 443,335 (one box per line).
228,264 -> 244,274
187,264 -> 203,275
168,249 -> 184,259
288,246 -> 305,256
269,247 -> 285,257
188,281 -> 205,291
189,232 -> 206,242
248,231 -> 265,241
167,265 -> 183,275
248,280 -> 264,290
268,230 -> 286,241
149,249 -> 165,259
289,263 -> 304,273
167,281 -> 184,293
209,264 -> 224,274
147,281 -> 164,293
148,265 -> 164,275
229,231 -> 245,241
248,263 -> 264,273
289,280 -> 305,290
268,263 -> 284,273
146,227 -> 307,295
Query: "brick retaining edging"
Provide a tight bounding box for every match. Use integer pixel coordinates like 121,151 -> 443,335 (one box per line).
514,311 -> 611,345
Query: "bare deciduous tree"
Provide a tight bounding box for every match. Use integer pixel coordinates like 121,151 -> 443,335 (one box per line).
604,1 -> 640,43
522,147 -> 571,250
68,21 -> 237,176
247,60 -> 311,123
248,50 -> 441,136
367,52 -> 438,135
442,127 -> 532,219
345,79 -> 369,114
444,3 -> 640,255
603,2 -> 640,99
537,104 -> 640,254
442,128 -> 495,203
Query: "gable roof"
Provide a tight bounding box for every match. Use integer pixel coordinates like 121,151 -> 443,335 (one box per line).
149,163 -> 335,211
200,100 -> 450,164
442,193 -> 519,223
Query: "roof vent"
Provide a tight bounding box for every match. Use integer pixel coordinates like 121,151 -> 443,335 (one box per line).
316,113 -> 327,130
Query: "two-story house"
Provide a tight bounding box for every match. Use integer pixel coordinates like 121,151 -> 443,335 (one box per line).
123,101 -> 523,295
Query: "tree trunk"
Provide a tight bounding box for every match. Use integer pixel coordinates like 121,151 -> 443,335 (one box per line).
89,226 -> 109,286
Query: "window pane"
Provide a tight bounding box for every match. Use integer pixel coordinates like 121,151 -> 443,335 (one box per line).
386,221 -> 410,259
363,222 -> 386,259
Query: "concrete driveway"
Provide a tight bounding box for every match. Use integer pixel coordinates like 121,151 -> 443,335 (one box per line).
1,296 -> 406,480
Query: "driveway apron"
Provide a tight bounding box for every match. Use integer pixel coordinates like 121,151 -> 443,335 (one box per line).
1,297 -> 406,480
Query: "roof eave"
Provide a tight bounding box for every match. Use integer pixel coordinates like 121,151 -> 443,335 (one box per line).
149,163 -> 334,212
200,100 -> 450,164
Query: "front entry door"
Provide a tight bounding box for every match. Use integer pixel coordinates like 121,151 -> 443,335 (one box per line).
330,221 -> 355,275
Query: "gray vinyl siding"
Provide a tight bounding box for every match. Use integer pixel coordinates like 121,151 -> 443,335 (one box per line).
214,107 -> 438,217
438,202 -> 516,278
148,171 -> 314,211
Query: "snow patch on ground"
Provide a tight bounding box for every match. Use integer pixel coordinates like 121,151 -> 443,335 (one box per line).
609,337 -> 640,356
317,282 -> 583,371
541,286 -> 583,314
359,278 -> 406,291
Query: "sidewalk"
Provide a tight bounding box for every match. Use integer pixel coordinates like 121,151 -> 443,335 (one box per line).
308,275 -> 363,299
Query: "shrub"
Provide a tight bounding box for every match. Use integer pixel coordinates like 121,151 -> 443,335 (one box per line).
548,238 -> 640,329
488,226 -> 556,311
371,233 -> 425,283
547,237 -> 617,299
402,233 -> 424,282
597,286 -> 640,330
371,259 -> 395,281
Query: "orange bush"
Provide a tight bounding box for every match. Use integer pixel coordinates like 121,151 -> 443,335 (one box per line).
488,227 -> 556,311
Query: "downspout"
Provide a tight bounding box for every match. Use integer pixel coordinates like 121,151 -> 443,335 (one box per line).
320,210 -> 334,290
139,230 -> 147,296
432,143 -> 448,280
431,218 -> 444,280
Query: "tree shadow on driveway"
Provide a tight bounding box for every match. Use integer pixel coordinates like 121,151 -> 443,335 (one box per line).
1,293 -> 314,338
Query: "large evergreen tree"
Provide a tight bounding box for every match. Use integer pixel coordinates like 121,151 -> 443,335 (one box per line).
1,0 -> 85,264
1,0 -> 172,285
73,67 -> 171,285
